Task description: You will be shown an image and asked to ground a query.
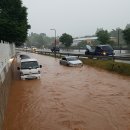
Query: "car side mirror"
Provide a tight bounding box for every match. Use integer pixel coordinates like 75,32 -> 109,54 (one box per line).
17,67 -> 20,70
40,65 -> 42,68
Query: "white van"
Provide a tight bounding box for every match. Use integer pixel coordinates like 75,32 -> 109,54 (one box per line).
17,58 -> 42,80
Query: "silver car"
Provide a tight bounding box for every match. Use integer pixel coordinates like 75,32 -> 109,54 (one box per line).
59,56 -> 83,67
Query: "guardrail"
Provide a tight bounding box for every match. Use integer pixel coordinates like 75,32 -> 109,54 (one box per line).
19,49 -> 130,61
41,50 -> 130,60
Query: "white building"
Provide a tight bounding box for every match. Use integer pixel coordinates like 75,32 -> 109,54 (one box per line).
72,36 -> 117,46
73,37 -> 97,46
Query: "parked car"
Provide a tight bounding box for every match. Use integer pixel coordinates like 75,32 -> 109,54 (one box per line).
17,58 -> 42,80
85,44 -> 114,56
59,56 -> 83,67
51,47 -> 60,52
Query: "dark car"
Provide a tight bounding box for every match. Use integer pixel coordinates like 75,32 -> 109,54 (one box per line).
19,54 -> 31,60
51,47 -> 60,52
85,44 -> 114,56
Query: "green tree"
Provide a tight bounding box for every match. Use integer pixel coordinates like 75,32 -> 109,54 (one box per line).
59,33 -> 73,48
125,24 -> 130,29
96,30 -> 110,44
0,0 -> 30,46
110,28 -> 126,47
123,28 -> 130,46
26,33 -> 54,48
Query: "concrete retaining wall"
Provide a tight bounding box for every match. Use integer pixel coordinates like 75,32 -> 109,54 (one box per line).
0,41 -> 15,73
0,42 -> 15,130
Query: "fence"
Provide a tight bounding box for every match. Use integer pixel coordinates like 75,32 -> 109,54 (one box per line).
0,41 -> 15,74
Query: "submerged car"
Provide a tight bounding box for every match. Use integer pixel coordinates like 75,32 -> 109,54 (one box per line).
85,44 -> 114,56
17,58 -> 42,80
19,54 -> 31,60
59,56 -> 83,67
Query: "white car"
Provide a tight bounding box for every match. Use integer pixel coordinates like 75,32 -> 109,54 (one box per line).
17,58 -> 42,80
59,56 -> 83,67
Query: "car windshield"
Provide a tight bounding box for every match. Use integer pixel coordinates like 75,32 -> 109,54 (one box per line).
67,57 -> 78,61
21,61 -> 39,69
101,46 -> 113,51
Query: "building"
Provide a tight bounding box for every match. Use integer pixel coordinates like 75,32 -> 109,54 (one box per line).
72,37 -> 97,46
72,36 -> 117,46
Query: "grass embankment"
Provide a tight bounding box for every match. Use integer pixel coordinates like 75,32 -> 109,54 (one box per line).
81,58 -> 130,76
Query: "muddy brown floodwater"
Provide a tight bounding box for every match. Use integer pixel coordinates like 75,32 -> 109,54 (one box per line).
3,52 -> 130,130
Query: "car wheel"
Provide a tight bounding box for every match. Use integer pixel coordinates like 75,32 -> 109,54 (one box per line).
67,63 -> 70,66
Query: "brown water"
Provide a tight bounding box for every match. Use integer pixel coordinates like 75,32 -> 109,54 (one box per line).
3,52 -> 130,130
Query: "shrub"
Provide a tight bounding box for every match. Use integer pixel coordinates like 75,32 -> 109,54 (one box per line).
80,58 -> 130,76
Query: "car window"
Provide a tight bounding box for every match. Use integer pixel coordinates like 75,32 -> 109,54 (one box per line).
67,57 -> 78,61
101,46 -> 113,51
95,47 -> 102,51
21,61 -> 39,69
62,58 -> 66,61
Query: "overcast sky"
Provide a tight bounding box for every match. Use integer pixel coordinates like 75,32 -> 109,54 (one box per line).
22,0 -> 130,37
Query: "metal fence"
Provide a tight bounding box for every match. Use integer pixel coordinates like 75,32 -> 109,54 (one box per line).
0,41 -> 15,73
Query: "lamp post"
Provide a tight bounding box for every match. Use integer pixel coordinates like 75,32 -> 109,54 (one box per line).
50,29 -> 56,58
117,29 -> 121,53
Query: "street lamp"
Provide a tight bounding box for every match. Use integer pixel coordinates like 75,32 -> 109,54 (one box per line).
50,29 -> 56,58
117,28 -> 121,53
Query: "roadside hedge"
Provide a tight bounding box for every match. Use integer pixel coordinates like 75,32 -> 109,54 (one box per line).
80,58 -> 130,76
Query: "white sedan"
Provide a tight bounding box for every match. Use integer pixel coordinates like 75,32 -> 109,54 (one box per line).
59,56 -> 83,67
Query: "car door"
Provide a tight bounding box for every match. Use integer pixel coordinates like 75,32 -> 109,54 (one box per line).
95,46 -> 102,55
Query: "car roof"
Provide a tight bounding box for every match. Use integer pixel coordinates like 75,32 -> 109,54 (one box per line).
21,58 -> 38,62
97,44 -> 111,47
62,56 -> 78,59
19,54 -> 30,58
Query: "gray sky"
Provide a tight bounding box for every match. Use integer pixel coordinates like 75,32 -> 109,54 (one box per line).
22,0 -> 130,37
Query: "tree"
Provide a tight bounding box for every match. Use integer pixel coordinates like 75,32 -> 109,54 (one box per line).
123,28 -> 130,46
59,33 -> 73,48
110,28 -> 126,48
96,30 -> 110,44
0,0 -> 30,46
125,24 -> 130,29
26,33 -> 54,48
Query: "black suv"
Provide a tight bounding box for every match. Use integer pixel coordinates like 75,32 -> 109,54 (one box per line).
51,47 -> 60,52
85,44 -> 114,56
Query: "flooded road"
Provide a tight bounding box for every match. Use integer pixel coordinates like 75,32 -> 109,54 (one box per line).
3,52 -> 130,130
